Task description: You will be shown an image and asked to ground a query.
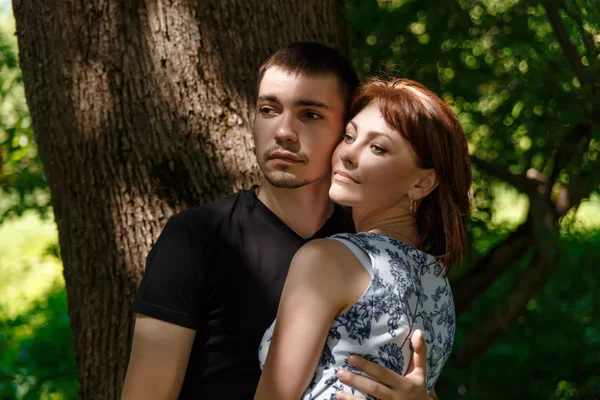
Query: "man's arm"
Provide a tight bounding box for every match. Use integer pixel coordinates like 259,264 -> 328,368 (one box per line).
122,214 -> 206,399
121,315 -> 196,400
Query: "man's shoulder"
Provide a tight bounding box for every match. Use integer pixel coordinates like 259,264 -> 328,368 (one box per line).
174,188 -> 256,231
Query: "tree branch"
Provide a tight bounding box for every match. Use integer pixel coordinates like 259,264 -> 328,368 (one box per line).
556,170 -> 600,215
542,1 -> 585,84
454,184 -> 561,368
548,124 -> 592,187
452,252 -> 553,368
456,153 -> 596,368
559,0 -> 598,65
453,221 -> 533,314
471,156 -> 532,194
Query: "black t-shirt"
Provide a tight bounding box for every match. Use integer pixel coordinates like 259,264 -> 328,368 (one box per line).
132,187 -> 351,399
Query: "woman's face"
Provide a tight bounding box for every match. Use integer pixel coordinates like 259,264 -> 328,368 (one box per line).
329,102 -> 431,212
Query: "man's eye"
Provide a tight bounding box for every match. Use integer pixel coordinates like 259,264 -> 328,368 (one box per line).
371,145 -> 387,154
304,112 -> 323,120
260,106 -> 276,115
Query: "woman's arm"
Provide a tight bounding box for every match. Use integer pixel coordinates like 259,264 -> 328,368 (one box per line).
254,239 -> 370,400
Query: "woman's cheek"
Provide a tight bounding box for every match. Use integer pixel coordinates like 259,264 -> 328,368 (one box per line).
367,163 -> 393,194
330,144 -> 345,167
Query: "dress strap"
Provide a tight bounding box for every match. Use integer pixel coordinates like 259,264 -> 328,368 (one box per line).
328,235 -> 374,278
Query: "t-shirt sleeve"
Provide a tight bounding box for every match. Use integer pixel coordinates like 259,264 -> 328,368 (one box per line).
132,214 -> 206,330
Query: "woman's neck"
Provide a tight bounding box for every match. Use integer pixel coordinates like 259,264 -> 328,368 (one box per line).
353,205 -> 420,248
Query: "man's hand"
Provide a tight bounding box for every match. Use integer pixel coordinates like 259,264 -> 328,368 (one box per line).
334,329 -> 432,400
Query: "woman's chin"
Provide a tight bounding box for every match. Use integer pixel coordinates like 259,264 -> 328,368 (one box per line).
328,185 -> 356,207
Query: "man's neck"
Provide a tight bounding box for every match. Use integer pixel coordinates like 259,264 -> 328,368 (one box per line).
257,178 -> 334,239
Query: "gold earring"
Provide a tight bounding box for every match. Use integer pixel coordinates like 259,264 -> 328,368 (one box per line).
410,198 -> 415,214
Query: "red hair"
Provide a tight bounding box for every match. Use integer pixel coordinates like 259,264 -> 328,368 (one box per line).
351,78 -> 472,272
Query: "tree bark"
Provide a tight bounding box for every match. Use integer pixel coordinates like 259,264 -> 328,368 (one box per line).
12,1 -> 349,398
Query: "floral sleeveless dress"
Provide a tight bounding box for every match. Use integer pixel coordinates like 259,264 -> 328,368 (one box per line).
258,232 -> 455,399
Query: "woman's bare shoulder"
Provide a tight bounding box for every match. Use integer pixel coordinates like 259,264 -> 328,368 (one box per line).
290,238 -> 369,296
294,238 -> 361,265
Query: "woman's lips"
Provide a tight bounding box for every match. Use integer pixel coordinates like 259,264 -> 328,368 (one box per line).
333,170 -> 358,183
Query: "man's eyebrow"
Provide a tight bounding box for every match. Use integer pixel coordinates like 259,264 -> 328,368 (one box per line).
295,99 -> 332,111
258,95 -> 332,111
258,95 -> 281,103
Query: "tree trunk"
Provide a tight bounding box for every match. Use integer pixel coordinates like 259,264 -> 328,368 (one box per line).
12,1 -> 348,398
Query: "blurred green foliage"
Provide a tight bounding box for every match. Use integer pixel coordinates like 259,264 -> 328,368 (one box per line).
0,214 -> 78,399
0,13 -> 49,223
0,0 -> 599,399
445,230 -> 600,399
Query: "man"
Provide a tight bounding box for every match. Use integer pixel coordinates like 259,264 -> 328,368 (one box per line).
122,42 -> 436,400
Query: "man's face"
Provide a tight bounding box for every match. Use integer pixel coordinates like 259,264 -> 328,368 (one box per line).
253,68 -> 346,189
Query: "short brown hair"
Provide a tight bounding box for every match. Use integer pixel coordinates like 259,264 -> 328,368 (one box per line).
257,42 -> 360,118
352,78 -> 472,272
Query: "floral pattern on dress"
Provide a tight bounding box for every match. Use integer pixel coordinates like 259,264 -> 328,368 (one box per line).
258,232 -> 455,399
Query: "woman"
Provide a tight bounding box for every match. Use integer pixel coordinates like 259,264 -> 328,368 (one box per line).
254,78 -> 472,400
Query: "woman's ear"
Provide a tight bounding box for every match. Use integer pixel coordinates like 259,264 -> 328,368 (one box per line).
411,169 -> 438,200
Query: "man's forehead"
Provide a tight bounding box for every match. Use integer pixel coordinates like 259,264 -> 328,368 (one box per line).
261,67 -> 337,86
258,68 -> 344,104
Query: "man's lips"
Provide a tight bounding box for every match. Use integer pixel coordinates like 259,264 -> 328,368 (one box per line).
269,152 -> 303,163
333,170 -> 359,183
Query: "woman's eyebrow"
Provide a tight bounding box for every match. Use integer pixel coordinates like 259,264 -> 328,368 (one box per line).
366,130 -> 392,140
349,120 -> 392,140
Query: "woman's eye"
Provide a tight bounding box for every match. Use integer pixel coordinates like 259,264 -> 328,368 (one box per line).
371,145 -> 387,154
343,133 -> 355,143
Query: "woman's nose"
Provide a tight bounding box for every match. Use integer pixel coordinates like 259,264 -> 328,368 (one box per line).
340,146 -> 358,167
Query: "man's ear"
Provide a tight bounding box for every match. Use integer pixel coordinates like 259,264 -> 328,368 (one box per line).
411,169 -> 438,201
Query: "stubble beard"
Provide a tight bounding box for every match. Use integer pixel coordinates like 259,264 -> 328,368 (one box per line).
263,169 -> 311,189
260,146 -> 312,189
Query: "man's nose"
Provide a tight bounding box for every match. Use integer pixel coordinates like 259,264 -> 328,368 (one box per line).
274,114 -> 298,143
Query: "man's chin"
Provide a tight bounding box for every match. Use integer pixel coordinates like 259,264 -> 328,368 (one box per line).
263,171 -> 310,189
